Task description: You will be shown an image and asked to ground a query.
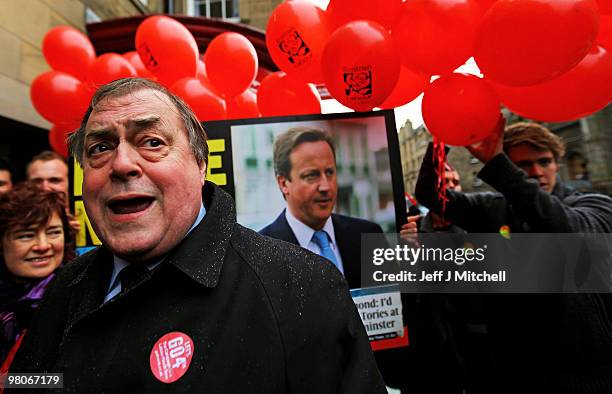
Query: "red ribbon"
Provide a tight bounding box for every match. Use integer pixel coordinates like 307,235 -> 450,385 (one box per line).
433,137 -> 448,216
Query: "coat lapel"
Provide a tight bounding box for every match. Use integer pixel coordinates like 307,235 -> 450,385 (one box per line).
65,247 -> 114,332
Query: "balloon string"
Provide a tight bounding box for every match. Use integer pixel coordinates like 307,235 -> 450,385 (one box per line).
433,137 -> 448,216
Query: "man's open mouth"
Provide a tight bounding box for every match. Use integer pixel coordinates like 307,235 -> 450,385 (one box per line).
108,197 -> 155,215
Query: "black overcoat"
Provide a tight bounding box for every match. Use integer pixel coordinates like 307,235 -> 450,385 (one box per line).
9,183 -> 386,394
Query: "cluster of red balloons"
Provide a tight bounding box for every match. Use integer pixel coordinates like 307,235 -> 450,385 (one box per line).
32,2 -> 611,155
33,16 -> 320,157
266,0 -> 610,146
422,0 -> 611,145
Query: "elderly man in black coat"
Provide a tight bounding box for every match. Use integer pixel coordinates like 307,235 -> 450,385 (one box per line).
8,78 -> 386,393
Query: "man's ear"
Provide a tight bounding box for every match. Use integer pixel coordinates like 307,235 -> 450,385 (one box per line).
277,175 -> 289,196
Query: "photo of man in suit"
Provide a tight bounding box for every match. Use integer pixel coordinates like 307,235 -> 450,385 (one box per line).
260,126 -> 384,289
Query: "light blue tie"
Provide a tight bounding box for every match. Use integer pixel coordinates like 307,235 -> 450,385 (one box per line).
312,230 -> 343,275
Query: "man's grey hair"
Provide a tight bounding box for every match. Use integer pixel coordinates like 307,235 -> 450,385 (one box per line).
68,78 -> 208,166
273,126 -> 336,180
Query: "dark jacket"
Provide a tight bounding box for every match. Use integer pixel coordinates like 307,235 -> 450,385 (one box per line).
259,211 -> 384,289
9,183 -> 386,394
0,275 -> 55,363
415,144 -> 612,393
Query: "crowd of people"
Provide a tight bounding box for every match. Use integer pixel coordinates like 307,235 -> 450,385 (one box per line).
0,77 -> 610,393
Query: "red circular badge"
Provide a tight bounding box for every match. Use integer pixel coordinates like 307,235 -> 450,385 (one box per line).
149,331 -> 194,383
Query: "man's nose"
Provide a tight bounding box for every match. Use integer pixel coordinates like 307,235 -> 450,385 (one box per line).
528,164 -> 544,178
318,175 -> 332,191
110,144 -> 142,181
40,180 -> 52,192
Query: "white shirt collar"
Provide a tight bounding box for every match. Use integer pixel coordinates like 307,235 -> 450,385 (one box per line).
105,202 -> 207,301
284,209 -> 337,248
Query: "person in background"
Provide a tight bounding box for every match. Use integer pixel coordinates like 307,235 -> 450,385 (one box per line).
27,151 -> 80,231
0,158 -> 14,194
415,119 -> 612,393
399,163 -> 469,394
401,162 -> 465,239
0,181 -> 75,364
26,151 -> 69,195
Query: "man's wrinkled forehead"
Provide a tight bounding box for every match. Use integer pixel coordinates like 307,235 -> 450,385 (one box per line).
86,88 -> 181,129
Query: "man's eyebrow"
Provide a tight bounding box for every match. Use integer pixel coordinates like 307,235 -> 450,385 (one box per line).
128,116 -> 161,130
84,128 -> 114,141
85,117 -> 161,140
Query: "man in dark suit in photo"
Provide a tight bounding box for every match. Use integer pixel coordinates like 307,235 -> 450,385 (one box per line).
259,126 -> 383,289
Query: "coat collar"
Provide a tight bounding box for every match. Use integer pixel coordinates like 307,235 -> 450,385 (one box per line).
69,182 -> 235,290
164,181 -> 235,288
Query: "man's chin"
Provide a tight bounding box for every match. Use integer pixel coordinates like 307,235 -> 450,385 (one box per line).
105,238 -> 163,263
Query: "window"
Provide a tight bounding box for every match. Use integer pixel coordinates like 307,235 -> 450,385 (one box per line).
189,0 -> 239,21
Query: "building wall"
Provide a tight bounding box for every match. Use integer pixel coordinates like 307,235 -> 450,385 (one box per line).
238,0 -> 282,31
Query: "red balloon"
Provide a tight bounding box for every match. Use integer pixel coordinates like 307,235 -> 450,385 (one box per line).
422,73 -> 500,146
327,0 -> 404,31
598,0 -> 612,14
492,46 -> 612,122
30,71 -> 90,125
474,0 -> 600,86
122,51 -> 155,79
226,90 -> 260,119
379,66 -> 429,109
88,53 -> 137,88
196,59 -> 207,80
322,21 -> 400,112
474,0 -> 498,15
135,16 -> 199,87
257,72 -> 321,117
204,33 -> 258,97
42,26 -> 95,81
266,1 -> 333,84
49,124 -> 74,158
171,77 -> 226,121
393,0 -> 480,76
598,15 -> 612,50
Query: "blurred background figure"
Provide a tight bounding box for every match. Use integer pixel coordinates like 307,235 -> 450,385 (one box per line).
401,162 -> 465,239
26,151 -> 80,231
0,181 -> 75,364
26,151 -> 69,195
565,151 -> 593,192
0,158 -> 14,194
